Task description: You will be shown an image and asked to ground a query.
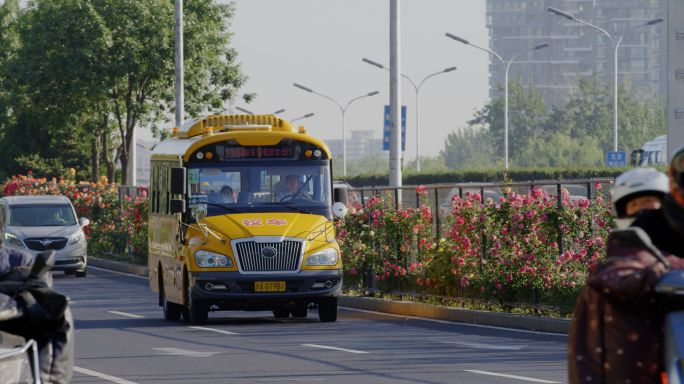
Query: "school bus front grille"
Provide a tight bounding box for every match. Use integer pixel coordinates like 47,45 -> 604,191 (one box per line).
235,240 -> 303,272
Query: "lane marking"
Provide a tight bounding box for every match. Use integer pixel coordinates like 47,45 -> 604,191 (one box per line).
152,347 -> 221,357
341,307 -> 568,337
439,340 -> 526,350
88,265 -> 147,280
190,326 -> 239,335
107,310 -> 145,319
464,370 -> 561,383
74,366 -> 139,384
301,343 -> 368,354
255,379 -> 326,382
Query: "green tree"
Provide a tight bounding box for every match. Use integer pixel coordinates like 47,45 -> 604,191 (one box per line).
0,0 -> 249,182
441,126 -> 497,169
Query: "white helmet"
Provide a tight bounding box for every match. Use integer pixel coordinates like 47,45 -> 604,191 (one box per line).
612,167 -> 668,225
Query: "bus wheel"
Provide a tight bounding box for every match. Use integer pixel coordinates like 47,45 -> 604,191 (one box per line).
272,306 -> 290,319
161,283 -> 182,321
291,303 -> 308,318
183,288 -> 208,325
318,298 -> 338,322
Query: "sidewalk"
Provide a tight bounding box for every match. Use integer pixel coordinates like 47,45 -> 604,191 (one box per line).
89,258 -> 570,334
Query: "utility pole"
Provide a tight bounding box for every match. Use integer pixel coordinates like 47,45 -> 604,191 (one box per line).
389,0 -> 402,203
175,0 -> 184,129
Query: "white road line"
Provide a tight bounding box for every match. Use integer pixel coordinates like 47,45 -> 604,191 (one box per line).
439,340 -> 526,350
464,370 -> 561,383
341,307 -> 568,337
89,265 -> 147,280
107,310 -> 145,319
255,378 -> 326,382
74,366 -> 139,384
189,326 -> 239,335
301,343 -> 368,354
152,347 -> 220,357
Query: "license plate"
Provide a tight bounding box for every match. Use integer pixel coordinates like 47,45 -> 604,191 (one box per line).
255,281 -> 286,292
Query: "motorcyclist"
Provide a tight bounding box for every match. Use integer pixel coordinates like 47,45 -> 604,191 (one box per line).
568,146 -> 684,383
0,241 -> 74,383
611,167 -> 668,229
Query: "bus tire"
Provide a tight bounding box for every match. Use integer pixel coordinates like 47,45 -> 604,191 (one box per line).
272,306 -> 290,319
185,296 -> 208,325
183,273 -> 208,325
161,282 -> 182,321
291,303 -> 308,318
318,298 -> 338,322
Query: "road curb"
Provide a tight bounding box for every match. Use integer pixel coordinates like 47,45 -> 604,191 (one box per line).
89,258 -> 148,277
339,296 -> 570,334
88,258 -> 570,334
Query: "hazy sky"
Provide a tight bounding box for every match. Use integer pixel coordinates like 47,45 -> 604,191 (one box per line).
227,0 -> 489,161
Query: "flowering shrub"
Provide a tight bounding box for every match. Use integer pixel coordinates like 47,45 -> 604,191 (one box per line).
1,173 -> 148,264
338,184 -> 614,310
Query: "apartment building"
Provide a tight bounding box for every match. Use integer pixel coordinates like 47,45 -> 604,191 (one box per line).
486,0 -> 666,105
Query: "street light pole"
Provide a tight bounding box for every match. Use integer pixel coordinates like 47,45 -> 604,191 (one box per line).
548,7 -> 663,152
362,58 -> 456,172
446,33 -> 548,169
235,106 -> 254,115
293,83 -> 379,176
290,113 -> 315,123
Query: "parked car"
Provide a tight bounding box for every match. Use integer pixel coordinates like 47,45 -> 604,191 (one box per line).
439,186 -> 503,215
0,195 -> 90,277
333,181 -> 362,209
540,184 -> 589,202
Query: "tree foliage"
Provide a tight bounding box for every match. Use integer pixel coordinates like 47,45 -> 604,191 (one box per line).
442,77 -> 665,170
0,0 -> 249,181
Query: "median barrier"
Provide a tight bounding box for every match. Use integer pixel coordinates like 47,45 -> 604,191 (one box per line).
88,257 -> 570,334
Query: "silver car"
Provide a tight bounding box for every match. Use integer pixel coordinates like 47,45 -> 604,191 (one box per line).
0,195 -> 89,277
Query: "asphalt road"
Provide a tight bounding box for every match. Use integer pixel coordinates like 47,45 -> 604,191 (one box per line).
54,267 -> 569,384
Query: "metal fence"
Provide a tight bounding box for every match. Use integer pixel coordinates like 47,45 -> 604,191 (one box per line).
351,178 -> 615,237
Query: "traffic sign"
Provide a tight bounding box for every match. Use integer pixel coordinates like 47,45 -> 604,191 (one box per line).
605,151 -> 627,167
383,105 -> 406,151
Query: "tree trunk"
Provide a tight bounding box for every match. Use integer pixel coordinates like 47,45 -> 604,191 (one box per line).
101,130 -> 116,183
91,135 -> 100,182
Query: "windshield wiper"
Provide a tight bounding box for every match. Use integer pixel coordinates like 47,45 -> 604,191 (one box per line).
193,202 -> 243,214
258,202 -> 311,214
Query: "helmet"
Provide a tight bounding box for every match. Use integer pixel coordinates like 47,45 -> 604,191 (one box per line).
612,168 -> 668,220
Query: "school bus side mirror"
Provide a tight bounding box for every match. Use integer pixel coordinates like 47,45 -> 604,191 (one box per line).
171,167 -> 186,195
170,199 -> 186,214
332,202 -> 347,219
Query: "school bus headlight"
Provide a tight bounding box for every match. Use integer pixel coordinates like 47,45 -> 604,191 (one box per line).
195,250 -> 233,268
306,248 -> 339,266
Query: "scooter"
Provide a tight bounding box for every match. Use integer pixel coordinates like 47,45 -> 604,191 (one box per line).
0,250 -> 73,384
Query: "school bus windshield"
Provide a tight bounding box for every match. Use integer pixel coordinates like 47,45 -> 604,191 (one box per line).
187,160 -> 332,218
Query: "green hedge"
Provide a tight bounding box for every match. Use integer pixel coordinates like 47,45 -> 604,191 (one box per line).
341,167 -> 636,187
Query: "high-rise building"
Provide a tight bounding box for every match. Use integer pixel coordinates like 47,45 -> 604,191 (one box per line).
327,130 -> 384,164
486,0 -> 666,105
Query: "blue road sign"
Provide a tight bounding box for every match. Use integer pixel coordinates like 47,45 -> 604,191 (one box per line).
383,105 -> 406,151
605,151 -> 627,167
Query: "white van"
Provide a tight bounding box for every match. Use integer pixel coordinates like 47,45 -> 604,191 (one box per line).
632,135 -> 667,166
0,195 -> 90,277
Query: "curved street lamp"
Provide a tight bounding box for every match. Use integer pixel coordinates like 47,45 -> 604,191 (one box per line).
548,7 -> 663,152
362,58 -> 457,172
290,112 -> 315,123
446,32 -> 549,170
293,83 -> 379,176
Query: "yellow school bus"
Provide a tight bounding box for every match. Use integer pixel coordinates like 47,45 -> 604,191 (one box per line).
148,114 -> 347,324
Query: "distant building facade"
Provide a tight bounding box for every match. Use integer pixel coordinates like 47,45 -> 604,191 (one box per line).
327,130 -> 383,163
486,0 -> 666,105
